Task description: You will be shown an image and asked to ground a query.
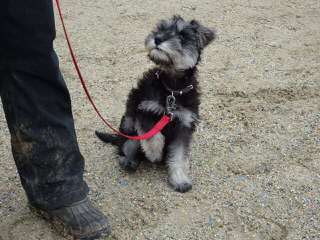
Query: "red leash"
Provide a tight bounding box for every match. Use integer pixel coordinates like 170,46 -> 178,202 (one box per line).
55,0 -> 171,140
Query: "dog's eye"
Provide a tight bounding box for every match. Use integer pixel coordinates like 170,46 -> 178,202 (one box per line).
179,30 -> 189,41
178,35 -> 187,45
180,30 -> 189,38
180,28 -> 197,43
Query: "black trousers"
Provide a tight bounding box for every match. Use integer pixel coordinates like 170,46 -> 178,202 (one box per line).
0,0 -> 89,210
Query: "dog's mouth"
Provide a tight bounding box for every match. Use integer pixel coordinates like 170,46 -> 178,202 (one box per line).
148,48 -> 173,66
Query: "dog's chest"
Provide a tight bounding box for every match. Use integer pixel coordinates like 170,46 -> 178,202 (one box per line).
138,96 -> 197,129
162,91 -> 198,128
161,94 -> 198,128
138,72 -> 199,128
172,105 -> 198,128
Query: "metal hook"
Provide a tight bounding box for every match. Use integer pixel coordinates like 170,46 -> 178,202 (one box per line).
166,93 -> 177,116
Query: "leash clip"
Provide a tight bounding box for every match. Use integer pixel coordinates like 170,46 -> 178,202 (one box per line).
166,93 -> 176,120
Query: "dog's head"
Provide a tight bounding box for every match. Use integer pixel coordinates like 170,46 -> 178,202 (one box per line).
145,15 -> 215,71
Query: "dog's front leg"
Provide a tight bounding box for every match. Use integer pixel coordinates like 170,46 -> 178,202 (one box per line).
167,135 -> 192,193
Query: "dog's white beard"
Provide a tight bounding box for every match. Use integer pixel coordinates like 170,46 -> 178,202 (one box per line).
149,49 -> 171,64
159,42 -> 198,70
175,50 -> 198,70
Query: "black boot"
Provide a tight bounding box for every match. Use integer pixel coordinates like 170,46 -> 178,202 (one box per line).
30,198 -> 111,240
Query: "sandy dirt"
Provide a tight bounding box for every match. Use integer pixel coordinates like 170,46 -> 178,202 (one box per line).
1,0 -> 320,239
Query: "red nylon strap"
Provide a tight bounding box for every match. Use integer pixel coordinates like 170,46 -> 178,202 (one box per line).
55,0 -> 171,140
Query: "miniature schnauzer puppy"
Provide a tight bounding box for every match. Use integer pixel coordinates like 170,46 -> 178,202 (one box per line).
96,15 -> 215,193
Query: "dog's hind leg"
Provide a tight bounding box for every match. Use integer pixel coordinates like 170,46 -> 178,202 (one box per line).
119,139 -> 142,172
135,119 -> 165,163
117,116 -> 142,172
167,133 -> 193,193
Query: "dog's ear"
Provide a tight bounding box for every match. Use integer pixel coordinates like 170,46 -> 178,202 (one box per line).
172,15 -> 184,22
190,20 -> 216,48
172,15 -> 187,32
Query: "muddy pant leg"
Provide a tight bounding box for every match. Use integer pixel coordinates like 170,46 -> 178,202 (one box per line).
0,56 -> 89,210
0,0 -> 89,210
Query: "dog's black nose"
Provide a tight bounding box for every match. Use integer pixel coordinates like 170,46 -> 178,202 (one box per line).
154,37 -> 162,45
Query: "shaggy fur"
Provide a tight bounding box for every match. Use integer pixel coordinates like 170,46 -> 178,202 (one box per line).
96,15 -> 215,192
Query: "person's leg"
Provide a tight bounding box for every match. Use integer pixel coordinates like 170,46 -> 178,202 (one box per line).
1,57 -> 89,210
0,0 -> 111,238
0,0 -> 88,212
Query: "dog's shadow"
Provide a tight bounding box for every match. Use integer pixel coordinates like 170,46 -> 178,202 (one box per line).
117,157 -> 169,187
94,134 -> 171,189
128,157 -> 167,174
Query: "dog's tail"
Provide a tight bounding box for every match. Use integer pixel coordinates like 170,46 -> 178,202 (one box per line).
95,131 -> 122,146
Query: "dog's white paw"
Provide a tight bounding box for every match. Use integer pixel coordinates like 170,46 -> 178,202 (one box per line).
169,169 -> 192,193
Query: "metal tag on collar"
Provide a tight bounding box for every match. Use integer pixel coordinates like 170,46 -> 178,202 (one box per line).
166,92 -> 176,115
155,71 -> 160,79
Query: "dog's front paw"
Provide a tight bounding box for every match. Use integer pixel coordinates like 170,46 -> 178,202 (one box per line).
173,182 -> 193,193
119,156 -> 140,172
169,170 -> 192,193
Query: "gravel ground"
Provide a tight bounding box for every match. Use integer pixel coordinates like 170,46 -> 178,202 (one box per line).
1,0 -> 320,239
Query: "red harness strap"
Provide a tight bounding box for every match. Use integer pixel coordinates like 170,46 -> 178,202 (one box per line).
55,0 -> 171,140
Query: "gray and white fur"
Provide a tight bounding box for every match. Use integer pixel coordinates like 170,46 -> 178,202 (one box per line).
96,15 -> 215,193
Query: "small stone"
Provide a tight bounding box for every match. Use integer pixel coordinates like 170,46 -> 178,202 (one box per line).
208,215 -> 215,227
118,178 -> 128,187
